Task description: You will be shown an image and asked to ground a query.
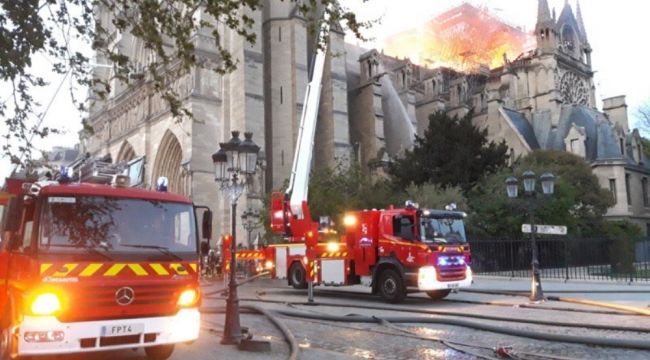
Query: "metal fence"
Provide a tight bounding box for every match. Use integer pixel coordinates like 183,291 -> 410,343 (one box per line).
468,238 -> 650,283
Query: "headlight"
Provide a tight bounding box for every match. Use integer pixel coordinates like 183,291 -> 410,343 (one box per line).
343,214 -> 357,227
177,289 -> 199,307
31,293 -> 62,316
326,242 -> 340,252
418,266 -> 439,290
264,260 -> 274,269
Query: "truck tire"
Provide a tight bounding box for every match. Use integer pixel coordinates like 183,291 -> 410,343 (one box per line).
144,344 -> 175,360
426,289 -> 451,300
289,262 -> 308,289
378,269 -> 406,303
0,326 -> 11,360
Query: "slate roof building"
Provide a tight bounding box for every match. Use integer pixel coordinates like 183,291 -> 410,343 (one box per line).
349,1 -> 650,232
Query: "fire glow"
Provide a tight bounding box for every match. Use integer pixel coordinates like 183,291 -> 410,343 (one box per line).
383,4 -> 535,71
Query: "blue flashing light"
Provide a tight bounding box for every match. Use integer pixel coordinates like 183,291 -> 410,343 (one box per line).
156,176 -> 169,192
437,256 -> 449,266
59,166 -> 73,183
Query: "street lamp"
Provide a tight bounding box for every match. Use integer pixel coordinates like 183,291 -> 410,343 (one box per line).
212,130 -> 260,345
505,170 -> 555,302
241,208 -> 261,249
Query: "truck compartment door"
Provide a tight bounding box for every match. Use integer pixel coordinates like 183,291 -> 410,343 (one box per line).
275,247 -> 288,279
321,260 -> 345,285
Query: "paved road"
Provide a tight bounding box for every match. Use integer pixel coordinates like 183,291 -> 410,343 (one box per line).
34,276 -> 650,359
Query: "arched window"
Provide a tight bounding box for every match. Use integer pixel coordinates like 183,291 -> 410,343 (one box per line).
116,141 -> 136,163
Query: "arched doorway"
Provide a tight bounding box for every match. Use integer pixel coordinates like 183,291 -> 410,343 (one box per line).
152,131 -> 184,194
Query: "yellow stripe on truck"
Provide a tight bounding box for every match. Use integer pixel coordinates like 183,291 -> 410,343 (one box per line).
150,263 -> 170,275
170,263 -> 189,275
104,264 -> 126,276
128,263 -> 148,276
40,263 -> 52,275
79,263 -> 103,277
53,264 -> 78,277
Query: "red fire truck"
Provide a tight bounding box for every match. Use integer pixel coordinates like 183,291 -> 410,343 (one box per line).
0,165 -> 210,360
261,201 -> 473,303
230,11 -> 473,303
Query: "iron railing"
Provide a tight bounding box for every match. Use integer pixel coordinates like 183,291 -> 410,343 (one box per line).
468,238 -> 650,283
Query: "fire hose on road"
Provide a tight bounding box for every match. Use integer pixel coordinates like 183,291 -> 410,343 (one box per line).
200,276 -> 650,358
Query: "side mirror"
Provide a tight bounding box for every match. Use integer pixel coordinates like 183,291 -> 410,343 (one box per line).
200,241 -> 210,256
202,209 -> 213,240
3,196 -> 22,233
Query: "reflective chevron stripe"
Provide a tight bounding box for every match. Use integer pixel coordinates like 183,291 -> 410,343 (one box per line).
38,262 -> 199,277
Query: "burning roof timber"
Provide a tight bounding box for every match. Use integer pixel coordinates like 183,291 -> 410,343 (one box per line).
383,3 -> 535,72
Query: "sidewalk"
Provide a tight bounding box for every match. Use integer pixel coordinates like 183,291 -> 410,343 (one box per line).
471,276 -> 650,308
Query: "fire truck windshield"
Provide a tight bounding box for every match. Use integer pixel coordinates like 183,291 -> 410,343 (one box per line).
420,218 -> 467,244
38,196 -> 196,259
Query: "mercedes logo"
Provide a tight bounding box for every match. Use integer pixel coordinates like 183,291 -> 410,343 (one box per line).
115,287 -> 135,306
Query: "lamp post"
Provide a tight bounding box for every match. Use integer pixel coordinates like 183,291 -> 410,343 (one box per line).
212,130 -> 260,345
505,171 -> 555,302
241,208 -> 261,249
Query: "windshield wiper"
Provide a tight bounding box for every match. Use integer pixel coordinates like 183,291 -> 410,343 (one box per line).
45,243 -> 114,261
119,244 -> 183,261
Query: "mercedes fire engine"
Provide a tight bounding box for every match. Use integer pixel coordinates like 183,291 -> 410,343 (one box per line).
0,160 -> 211,360
229,8 -> 472,303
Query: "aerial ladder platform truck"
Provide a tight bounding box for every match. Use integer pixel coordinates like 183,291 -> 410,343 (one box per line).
229,6 -> 473,303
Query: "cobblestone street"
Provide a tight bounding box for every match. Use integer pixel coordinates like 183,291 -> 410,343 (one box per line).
43,276 -> 650,360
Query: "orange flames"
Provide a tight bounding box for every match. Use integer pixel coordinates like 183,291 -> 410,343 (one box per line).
383,4 -> 534,72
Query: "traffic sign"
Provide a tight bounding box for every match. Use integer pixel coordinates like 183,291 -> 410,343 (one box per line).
522,224 -> 567,235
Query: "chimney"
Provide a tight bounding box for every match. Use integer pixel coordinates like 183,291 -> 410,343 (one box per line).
603,96 -> 629,133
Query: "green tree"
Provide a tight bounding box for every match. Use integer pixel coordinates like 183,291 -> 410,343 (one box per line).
404,183 -> 467,211
468,150 -> 615,237
603,221 -> 643,273
389,111 -> 509,192
0,0 -> 370,167
308,162 -> 403,225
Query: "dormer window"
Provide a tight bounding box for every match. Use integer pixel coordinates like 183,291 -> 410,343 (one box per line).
620,138 -> 625,156
562,25 -> 576,52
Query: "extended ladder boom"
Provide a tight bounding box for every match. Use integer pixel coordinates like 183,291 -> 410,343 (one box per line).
286,7 -> 331,219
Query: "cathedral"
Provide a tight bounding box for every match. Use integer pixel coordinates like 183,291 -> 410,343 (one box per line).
84,1 -> 650,241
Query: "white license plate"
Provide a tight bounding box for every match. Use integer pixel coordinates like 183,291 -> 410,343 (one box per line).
101,323 -> 144,337
446,282 -> 460,289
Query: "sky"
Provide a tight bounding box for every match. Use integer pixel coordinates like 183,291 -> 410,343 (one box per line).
1,0 -> 649,184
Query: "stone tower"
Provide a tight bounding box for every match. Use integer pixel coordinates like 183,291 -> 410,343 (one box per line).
263,1 -> 350,191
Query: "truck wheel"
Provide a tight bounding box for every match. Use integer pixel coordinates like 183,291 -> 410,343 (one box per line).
0,326 -> 11,360
144,344 -> 175,360
426,289 -> 451,300
378,269 -> 406,303
289,262 -> 308,289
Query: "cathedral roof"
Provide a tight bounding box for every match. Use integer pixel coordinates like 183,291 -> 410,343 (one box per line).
535,105 -> 619,161
503,108 -> 540,150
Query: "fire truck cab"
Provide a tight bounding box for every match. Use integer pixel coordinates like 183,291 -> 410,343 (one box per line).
0,171 -> 209,360
341,204 -> 472,303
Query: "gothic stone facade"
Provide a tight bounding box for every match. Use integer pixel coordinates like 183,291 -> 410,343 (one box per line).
85,1 -> 350,244
86,1 -> 650,240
